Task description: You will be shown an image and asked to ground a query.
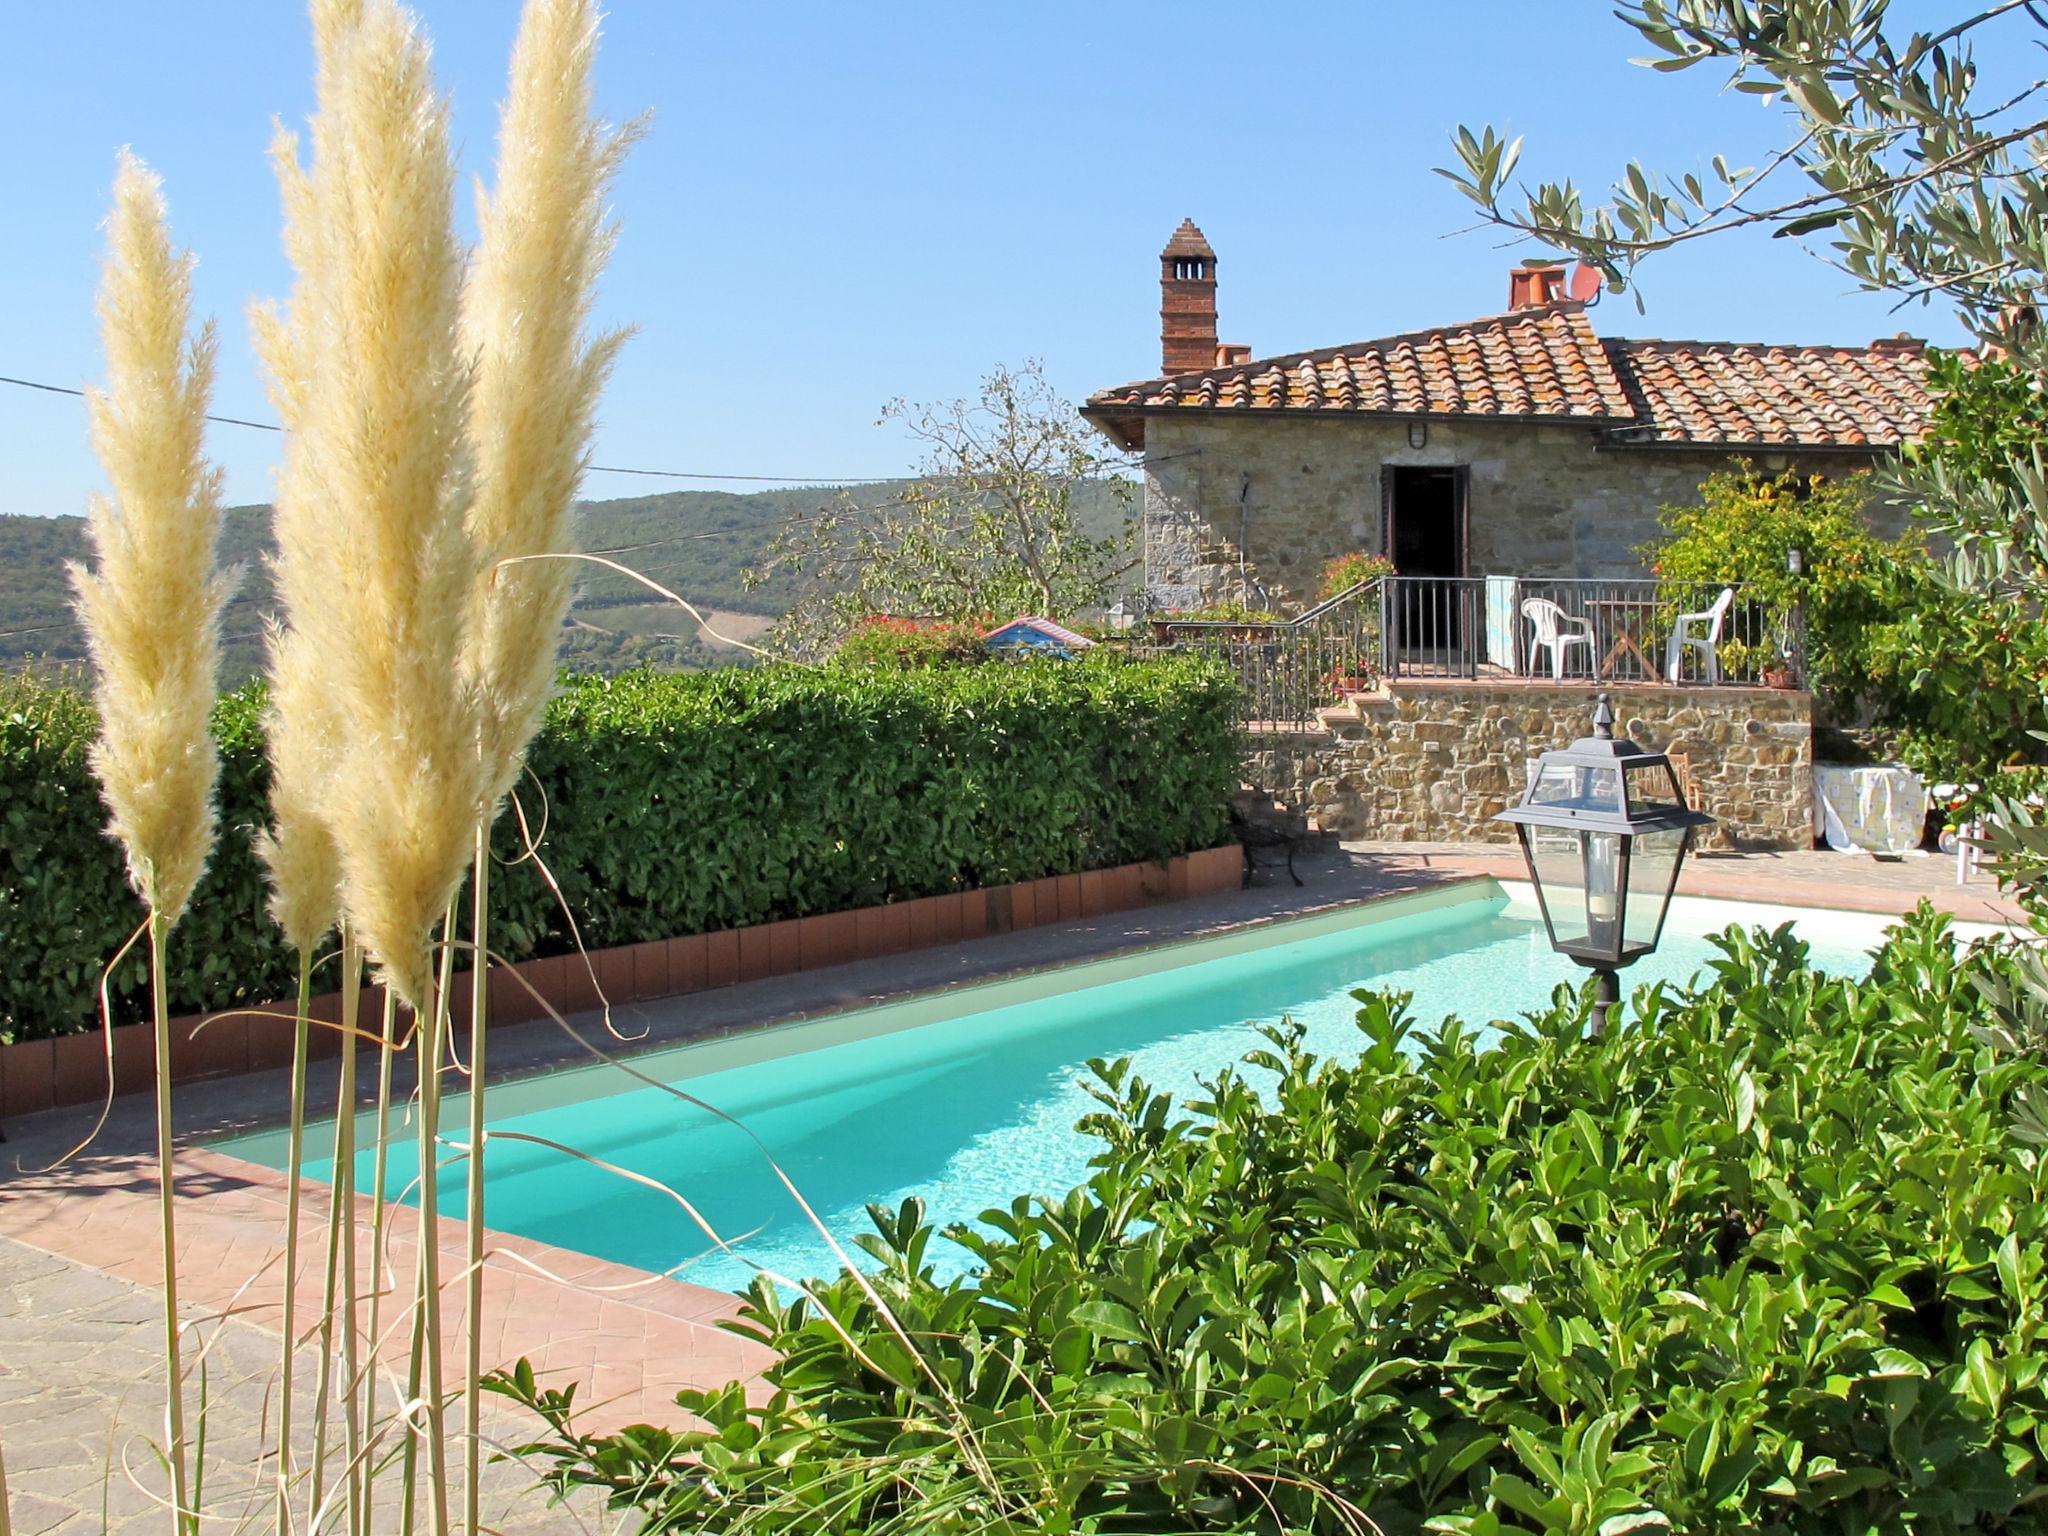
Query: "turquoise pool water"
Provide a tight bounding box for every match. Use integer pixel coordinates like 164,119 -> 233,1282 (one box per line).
260,890 -> 1879,1293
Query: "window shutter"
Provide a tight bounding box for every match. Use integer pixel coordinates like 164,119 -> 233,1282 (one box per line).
1379,464 -> 1397,564
1454,464 -> 1471,575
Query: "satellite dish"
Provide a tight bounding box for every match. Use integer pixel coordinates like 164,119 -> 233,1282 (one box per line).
1567,262 -> 1605,304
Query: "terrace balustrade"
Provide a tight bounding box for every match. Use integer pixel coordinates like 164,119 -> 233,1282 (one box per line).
1141,575 -> 1800,731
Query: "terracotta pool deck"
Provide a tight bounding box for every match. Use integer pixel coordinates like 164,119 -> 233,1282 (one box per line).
0,841 -> 2028,1529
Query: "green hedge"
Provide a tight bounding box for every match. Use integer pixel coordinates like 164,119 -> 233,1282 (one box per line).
0,658 -> 1240,1042
495,911 -> 2048,1534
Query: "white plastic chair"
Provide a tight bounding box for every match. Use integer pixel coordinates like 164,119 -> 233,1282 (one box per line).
1664,586 -> 1735,683
1521,598 -> 1594,680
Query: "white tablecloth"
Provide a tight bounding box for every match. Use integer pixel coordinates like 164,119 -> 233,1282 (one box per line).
1812,764 -> 1926,854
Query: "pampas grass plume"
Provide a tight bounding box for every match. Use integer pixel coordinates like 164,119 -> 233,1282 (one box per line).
261,0 -> 485,1008
250,0 -> 361,958
464,0 -> 638,809
257,631 -> 342,952
70,152 -> 233,924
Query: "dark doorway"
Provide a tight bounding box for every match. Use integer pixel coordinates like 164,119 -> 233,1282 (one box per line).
1381,465 -> 1471,664
1387,467 -> 1464,577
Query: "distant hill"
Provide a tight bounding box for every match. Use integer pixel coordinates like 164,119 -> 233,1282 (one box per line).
0,480 -> 1136,681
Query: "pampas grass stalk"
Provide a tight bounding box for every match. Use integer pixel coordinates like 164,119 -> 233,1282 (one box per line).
360,984 -> 400,1536
461,830 -> 489,1530
273,951 -> 315,1530
463,0 -> 636,809
254,474 -> 346,1536
71,151 -> 231,1536
261,7 -> 482,1522
455,7 -> 635,1525
414,913 -> 460,1536
307,931 -> 363,1533
250,3 -> 358,1522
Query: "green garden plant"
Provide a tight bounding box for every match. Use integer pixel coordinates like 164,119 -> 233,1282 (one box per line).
1163,600 -> 1285,625
1860,350 -> 2048,784
492,909 -> 2048,1534
831,616 -> 992,668
0,658 -> 1239,1044
1316,552 -> 1394,603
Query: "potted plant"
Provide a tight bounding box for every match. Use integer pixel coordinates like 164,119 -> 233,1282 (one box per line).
1761,651 -> 1795,689
1322,657 -> 1378,697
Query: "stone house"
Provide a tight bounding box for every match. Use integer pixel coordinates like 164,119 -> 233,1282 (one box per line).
1083,219 -> 1942,612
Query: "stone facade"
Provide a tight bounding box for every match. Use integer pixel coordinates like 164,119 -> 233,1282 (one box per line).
1245,680 -> 1813,852
1141,413 -> 1894,611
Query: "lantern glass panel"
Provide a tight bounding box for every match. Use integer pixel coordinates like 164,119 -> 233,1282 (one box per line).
1625,761 -> 1688,816
1522,823 -> 1626,963
1526,760 -> 1622,816
1622,825 -> 1688,951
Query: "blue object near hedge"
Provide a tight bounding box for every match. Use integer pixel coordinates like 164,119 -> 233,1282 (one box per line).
983,616 -> 1095,658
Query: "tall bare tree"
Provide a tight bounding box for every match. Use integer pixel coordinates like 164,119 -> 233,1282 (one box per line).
749,361 -> 1136,656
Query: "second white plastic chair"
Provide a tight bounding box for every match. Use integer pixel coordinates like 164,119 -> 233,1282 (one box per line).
1664,586 -> 1735,683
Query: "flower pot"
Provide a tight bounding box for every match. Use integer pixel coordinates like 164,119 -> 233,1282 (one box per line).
1762,665 -> 1794,689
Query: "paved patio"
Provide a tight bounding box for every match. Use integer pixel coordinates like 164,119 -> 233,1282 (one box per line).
0,840 -> 2029,1530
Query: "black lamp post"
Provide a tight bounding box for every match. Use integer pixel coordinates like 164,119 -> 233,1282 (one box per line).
1494,696 -> 1714,1031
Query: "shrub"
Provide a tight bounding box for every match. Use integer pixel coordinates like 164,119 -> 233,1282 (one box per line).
1640,462 -> 1927,703
831,615 -> 991,668
494,909 -> 2048,1534
1865,350 -> 2048,781
1317,551 -> 1394,601
1164,600 -> 1284,624
0,673 -> 295,1046
0,659 -> 1240,1041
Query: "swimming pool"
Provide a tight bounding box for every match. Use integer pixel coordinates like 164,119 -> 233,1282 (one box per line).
229,883 -> 1893,1293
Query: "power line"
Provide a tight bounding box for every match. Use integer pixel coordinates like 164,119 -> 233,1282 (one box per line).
586,464 -> 888,485
0,370 -> 897,485
1,373 -> 281,434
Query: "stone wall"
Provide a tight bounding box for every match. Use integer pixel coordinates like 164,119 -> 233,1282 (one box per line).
1140,413 -> 1895,610
1245,681 -> 1813,851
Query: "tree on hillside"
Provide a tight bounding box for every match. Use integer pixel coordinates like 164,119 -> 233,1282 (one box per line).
746,361 -> 1137,657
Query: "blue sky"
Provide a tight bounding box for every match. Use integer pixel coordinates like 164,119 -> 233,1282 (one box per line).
0,2 -> 1990,519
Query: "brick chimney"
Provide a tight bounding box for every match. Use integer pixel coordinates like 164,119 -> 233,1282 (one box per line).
1160,219 -> 1219,375
1508,264 -> 1566,310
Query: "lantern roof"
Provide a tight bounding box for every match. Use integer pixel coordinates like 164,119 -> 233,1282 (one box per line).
1494,697 -> 1715,837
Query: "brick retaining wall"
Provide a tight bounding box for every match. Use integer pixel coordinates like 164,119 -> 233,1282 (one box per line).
0,845 -> 1247,1118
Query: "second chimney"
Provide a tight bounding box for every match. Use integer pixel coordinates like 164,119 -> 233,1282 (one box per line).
1160,219 -> 1219,375
1508,264 -> 1566,310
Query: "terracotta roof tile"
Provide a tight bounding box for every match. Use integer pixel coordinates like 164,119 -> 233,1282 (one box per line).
1602,337 -> 1936,447
1084,305 -> 1945,453
1086,304 -> 1635,438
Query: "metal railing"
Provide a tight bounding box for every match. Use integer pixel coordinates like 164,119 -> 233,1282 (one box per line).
1382,576 -> 1795,687
1141,575 -> 1801,731
1146,579 -> 1381,730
